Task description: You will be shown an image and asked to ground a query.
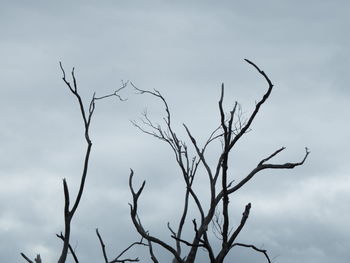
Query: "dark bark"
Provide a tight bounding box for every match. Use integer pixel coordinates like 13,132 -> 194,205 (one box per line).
129,60 -> 309,263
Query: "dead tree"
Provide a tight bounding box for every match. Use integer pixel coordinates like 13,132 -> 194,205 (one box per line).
20,63 -> 144,263
129,59 -> 309,263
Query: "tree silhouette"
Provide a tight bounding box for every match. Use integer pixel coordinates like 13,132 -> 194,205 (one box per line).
20,63 -> 145,263
129,59 -> 309,263
20,60 -> 309,263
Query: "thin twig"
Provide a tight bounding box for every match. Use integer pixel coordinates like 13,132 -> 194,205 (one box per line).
232,243 -> 271,263
96,229 -> 109,263
20,253 -> 34,263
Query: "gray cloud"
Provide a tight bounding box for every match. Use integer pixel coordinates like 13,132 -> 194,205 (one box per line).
0,1 -> 349,262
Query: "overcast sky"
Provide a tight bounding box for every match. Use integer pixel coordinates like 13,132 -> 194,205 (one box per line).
1,1 -> 349,262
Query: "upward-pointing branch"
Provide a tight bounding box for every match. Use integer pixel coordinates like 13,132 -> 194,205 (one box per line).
228,59 -> 274,151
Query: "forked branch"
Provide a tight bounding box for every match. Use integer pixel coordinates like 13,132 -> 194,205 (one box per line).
222,147 -> 310,198
96,228 -> 145,263
21,63 -> 127,263
129,60 -> 309,263
56,232 -> 79,263
128,170 -> 184,263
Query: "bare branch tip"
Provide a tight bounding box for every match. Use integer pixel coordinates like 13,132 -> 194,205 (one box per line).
21,252 -> 34,263
244,58 -> 251,64
305,147 -> 310,154
59,62 -> 66,76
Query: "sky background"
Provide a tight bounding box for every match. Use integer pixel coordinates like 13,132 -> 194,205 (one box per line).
0,1 -> 349,262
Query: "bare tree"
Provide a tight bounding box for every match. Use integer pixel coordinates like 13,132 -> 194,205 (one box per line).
20,59 -> 308,263
20,63 -> 145,263
129,59 -> 309,263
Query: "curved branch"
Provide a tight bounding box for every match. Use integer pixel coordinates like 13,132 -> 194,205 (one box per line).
228,59 -> 274,151
128,170 -> 183,263
232,243 -> 271,263
215,147 -> 310,202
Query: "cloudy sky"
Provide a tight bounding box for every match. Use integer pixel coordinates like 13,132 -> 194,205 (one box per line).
1,1 -> 349,262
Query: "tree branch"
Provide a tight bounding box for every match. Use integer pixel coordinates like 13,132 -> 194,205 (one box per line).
20,253 -> 34,263
228,59 -> 274,151
128,170 -> 184,263
216,147 -> 310,200
96,229 -> 109,263
112,242 -> 146,263
128,60 -> 309,263
56,62 -> 126,263
56,232 -> 79,263
232,243 -> 271,263
216,203 -> 251,262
